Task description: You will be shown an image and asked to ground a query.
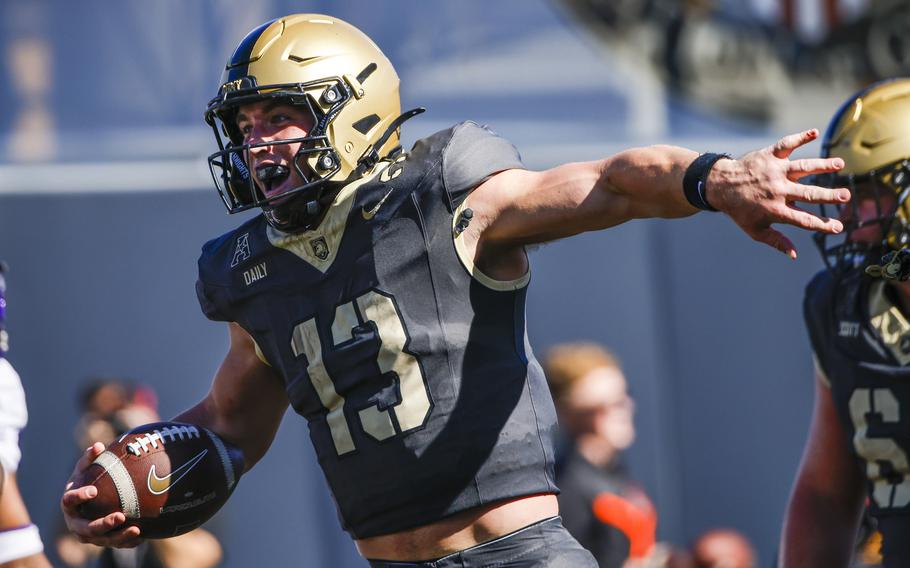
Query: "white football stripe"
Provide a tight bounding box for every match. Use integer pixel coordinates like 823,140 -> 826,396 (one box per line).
205,429 -> 236,490
93,451 -> 140,519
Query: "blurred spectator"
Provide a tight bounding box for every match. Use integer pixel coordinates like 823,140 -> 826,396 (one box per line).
72,378 -> 158,452
56,378 -> 222,568
545,342 -> 657,567
690,528 -> 755,568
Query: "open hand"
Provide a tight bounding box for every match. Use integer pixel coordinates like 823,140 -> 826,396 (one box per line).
707,129 -> 850,258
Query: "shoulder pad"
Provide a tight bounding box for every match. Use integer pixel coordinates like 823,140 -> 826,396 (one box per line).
198,216 -> 264,287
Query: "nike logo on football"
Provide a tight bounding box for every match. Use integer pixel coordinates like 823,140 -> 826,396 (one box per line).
147,449 -> 208,495
361,189 -> 394,220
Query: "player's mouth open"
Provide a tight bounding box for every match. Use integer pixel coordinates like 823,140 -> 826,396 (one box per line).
256,164 -> 291,198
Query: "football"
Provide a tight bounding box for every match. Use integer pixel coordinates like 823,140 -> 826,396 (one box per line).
75,421 -> 244,539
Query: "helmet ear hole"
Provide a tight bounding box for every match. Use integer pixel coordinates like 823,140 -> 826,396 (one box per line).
316,152 -> 337,172
322,86 -> 342,105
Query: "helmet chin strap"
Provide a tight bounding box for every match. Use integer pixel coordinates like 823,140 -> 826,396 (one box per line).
265,197 -> 324,233
263,107 -> 426,233
260,152 -> 327,232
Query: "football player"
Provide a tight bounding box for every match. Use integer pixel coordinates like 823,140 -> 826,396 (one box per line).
780,78 -> 910,567
61,14 -> 849,566
0,264 -> 51,568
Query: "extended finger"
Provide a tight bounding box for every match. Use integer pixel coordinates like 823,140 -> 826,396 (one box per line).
776,203 -> 844,234
71,443 -> 105,478
77,522 -> 141,548
785,183 -> 850,205
83,512 -> 128,536
61,485 -> 98,512
786,157 -> 845,180
105,526 -> 142,548
754,227 -> 797,259
66,511 -> 118,540
772,129 -> 820,159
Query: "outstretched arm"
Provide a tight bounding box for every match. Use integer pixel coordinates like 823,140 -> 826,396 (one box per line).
779,372 -> 865,568
61,322 -> 288,547
467,129 -> 847,269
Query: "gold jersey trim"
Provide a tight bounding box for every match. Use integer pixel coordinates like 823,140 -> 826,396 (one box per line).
253,339 -> 271,367
266,161 -> 391,272
451,199 -> 530,291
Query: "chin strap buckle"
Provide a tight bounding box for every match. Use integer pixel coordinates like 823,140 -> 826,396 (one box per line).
357,107 -> 426,175
866,248 -> 910,281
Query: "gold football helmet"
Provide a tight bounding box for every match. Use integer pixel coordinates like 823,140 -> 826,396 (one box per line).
205,14 -> 421,231
816,78 -> 910,272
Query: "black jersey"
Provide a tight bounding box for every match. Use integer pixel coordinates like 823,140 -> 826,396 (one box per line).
196,122 -> 559,538
805,269 -> 910,566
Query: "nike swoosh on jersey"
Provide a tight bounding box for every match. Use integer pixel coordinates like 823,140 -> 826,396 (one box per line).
147,449 -> 208,495
361,189 -> 394,220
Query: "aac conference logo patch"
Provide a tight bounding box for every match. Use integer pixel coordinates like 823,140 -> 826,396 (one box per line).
231,233 -> 251,268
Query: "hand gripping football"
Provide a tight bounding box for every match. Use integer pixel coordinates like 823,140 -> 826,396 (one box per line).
75,421 -> 244,538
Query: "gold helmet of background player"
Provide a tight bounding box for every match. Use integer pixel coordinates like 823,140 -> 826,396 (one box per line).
205,14 -> 418,232
815,78 -> 910,271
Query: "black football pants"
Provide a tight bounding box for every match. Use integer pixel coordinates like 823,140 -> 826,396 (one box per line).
366,516 -> 597,568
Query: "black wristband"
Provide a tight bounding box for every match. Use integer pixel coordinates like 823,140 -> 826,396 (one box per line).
683,152 -> 731,212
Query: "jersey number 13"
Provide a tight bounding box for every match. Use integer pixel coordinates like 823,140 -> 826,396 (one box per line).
291,290 -> 432,455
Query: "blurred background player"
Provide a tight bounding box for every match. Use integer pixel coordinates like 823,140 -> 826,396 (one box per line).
781,78 -> 910,567
545,342 -> 657,567
55,377 -> 222,568
0,262 -> 50,568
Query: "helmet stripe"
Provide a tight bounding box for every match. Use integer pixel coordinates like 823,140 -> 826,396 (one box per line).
225,18 -> 279,82
821,79 -> 902,157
